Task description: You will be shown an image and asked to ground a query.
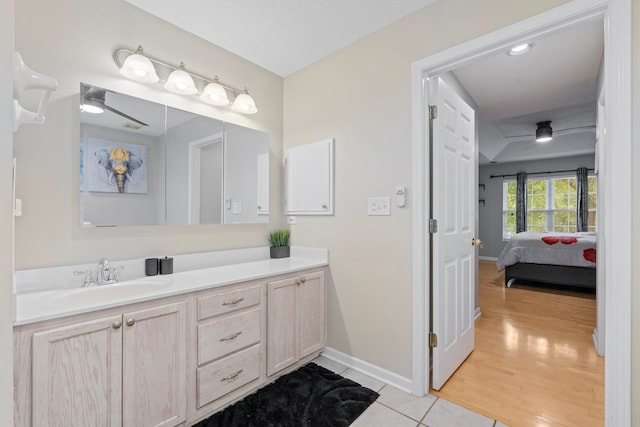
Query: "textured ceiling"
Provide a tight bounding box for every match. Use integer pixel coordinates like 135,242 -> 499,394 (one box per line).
123,0 -> 436,77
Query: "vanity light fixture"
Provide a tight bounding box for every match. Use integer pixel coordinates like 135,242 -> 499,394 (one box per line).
200,77 -> 230,106
113,46 -> 258,114
232,88 -> 258,114
535,121 -> 553,143
119,46 -> 159,83
164,63 -> 198,95
507,43 -> 534,56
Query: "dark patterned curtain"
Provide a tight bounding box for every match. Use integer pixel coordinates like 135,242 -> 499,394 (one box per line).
576,167 -> 589,232
516,172 -> 527,233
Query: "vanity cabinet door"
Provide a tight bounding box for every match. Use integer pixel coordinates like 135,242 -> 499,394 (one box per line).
32,315 -> 123,427
267,277 -> 298,376
122,302 -> 187,427
267,271 -> 325,377
298,271 -> 325,359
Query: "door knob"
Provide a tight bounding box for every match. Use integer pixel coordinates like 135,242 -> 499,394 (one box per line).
472,238 -> 483,246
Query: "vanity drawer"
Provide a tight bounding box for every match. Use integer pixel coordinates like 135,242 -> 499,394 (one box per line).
196,344 -> 260,408
198,285 -> 261,320
198,307 -> 261,365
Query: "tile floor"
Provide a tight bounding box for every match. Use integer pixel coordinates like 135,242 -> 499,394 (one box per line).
313,355 -> 510,427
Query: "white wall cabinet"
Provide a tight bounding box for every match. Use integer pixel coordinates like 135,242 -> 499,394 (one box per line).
30,302 -> 187,427
267,271 -> 325,376
285,139 -> 334,215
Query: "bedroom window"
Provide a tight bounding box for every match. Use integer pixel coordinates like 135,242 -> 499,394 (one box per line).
502,175 -> 597,238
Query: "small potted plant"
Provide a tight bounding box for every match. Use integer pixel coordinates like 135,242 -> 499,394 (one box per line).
268,229 -> 290,259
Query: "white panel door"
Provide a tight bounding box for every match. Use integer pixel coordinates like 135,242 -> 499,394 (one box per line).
431,77 -> 476,390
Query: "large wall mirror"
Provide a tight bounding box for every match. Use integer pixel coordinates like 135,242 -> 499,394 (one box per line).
79,83 -> 269,226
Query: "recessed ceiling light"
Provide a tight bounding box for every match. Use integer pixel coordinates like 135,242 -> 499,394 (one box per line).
507,43 -> 534,56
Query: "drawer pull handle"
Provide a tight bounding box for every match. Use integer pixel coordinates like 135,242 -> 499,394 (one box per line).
221,369 -> 243,381
222,298 -> 244,306
219,331 -> 242,342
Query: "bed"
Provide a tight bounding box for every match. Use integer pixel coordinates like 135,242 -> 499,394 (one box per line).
496,232 -> 597,289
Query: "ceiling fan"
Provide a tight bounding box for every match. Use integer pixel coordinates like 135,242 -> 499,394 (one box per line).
503,120 -> 596,143
80,84 -> 148,127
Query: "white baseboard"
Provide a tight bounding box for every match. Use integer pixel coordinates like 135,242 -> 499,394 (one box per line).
593,328 -> 605,356
474,307 -> 481,320
479,256 -> 498,261
321,347 -> 413,393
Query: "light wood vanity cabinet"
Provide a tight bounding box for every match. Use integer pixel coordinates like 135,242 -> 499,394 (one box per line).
15,267 -> 326,427
28,302 -> 187,427
267,270 -> 325,376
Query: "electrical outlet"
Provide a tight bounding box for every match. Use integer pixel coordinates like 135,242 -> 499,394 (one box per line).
368,197 -> 391,216
287,216 -> 297,225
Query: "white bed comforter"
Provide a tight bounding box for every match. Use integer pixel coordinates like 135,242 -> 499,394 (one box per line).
496,232 -> 597,270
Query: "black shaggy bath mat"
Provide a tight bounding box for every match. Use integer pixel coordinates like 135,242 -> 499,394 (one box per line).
191,362 -> 379,427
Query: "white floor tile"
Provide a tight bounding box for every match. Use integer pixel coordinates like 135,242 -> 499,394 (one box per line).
377,385 -> 437,422
312,355 -> 348,374
351,402 -> 419,427
421,398 -> 494,427
341,368 -> 386,392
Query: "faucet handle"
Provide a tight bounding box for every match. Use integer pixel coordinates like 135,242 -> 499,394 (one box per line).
74,270 -> 95,287
107,265 -> 125,282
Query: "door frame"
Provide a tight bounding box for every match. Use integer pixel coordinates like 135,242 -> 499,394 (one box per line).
410,1 -> 632,425
187,132 -> 224,225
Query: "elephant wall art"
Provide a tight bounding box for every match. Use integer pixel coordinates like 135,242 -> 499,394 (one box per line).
84,138 -> 148,193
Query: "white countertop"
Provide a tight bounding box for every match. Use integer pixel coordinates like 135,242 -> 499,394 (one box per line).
14,248 -> 328,326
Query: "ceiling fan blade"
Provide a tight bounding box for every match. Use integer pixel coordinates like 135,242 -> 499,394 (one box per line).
103,104 -> 148,127
503,133 -> 534,140
554,125 -> 596,136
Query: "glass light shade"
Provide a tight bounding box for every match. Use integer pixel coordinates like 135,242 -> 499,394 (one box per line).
120,53 -> 159,83
231,91 -> 258,114
200,82 -> 229,106
164,69 -> 197,95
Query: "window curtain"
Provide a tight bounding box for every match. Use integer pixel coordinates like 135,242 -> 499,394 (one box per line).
516,171 -> 527,233
576,167 -> 589,232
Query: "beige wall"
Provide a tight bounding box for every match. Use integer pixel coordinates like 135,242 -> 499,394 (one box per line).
284,0 -> 597,379
1,1 -> 14,425
13,0 -> 284,269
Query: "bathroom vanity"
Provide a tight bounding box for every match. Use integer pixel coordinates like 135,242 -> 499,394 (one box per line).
13,248 -> 327,427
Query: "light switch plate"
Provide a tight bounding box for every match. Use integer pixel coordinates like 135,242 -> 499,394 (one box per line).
232,202 -> 242,214
368,197 -> 391,216
287,216 -> 297,225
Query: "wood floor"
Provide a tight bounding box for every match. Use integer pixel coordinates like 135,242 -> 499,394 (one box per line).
431,260 -> 604,427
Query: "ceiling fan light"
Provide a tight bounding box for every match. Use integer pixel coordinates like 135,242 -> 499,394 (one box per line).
231,89 -> 258,114
120,47 -> 159,83
508,43 -> 534,56
535,121 -> 553,143
81,99 -> 104,114
200,80 -> 229,106
164,64 -> 198,95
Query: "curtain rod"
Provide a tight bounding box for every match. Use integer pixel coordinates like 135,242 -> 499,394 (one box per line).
490,168 -> 595,179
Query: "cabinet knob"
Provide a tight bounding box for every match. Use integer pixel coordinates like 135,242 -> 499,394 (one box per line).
126,318 -> 136,327
296,280 -> 301,285
112,320 -> 122,329
301,277 -> 306,283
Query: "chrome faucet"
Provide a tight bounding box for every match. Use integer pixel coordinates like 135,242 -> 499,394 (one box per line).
74,259 -> 124,287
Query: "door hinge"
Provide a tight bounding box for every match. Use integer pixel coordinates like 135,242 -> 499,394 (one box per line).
429,218 -> 438,234
428,105 -> 438,120
428,332 -> 438,348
